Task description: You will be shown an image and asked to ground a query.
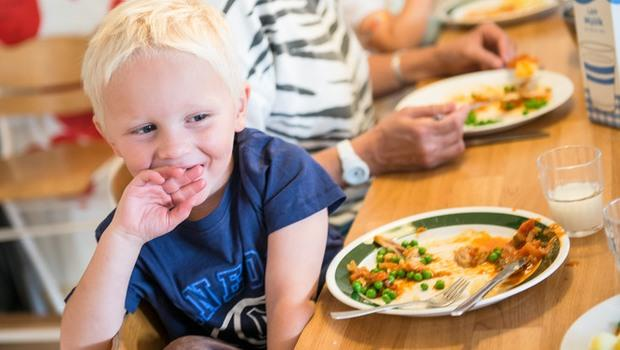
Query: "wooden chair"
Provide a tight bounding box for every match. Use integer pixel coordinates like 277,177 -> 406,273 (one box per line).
0,36 -> 114,319
110,164 -> 167,350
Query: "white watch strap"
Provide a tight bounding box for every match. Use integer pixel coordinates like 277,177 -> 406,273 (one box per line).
336,139 -> 370,186
337,139 -> 363,164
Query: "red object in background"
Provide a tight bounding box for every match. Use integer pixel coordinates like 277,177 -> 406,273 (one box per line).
110,0 -> 124,9
52,111 -> 103,145
0,0 -> 40,45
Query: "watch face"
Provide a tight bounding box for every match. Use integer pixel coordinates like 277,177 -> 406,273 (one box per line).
344,166 -> 369,185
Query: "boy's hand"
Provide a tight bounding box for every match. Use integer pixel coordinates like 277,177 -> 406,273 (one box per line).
110,166 -> 206,244
158,165 -> 207,207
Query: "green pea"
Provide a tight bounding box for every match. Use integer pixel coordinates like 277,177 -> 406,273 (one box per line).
360,286 -> 368,295
401,240 -> 409,248
407,271 -> 416,280
410,239 -> 419,247
376,254 -> 384,263
352,281 -> 363,293
351,291 -> 361,301
421,255 -> 432,264
370,268 -> 380,274
487,252 -> 499,263
396,269 -> 406,278
421,270 -> 433,279
382,294 -> 392,304
388,275 -> 396,284
434,280 -> 445,290
365,288 -> 377,299
384,289 -> 397,300
413,273 -> 423,282
373,281 -> 383,290
418,247 -> 427,255
391,256 -> 401,263
378,247 -> 388,255
420,283 -> 429,291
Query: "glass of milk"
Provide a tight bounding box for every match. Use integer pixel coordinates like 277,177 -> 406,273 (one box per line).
604,199 -> 620,273
537,145 -> 604,238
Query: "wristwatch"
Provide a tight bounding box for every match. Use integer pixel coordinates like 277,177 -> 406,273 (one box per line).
336,139 -> 370,186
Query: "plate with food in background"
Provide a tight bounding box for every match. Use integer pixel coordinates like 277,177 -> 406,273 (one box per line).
560,295 -> 620,350
396,56 -> 573,136
435,0 -> 559,27
325,206 -> 569,317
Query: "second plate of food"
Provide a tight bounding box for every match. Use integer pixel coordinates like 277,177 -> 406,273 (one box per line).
560,295 -> 620,350
325,206 -> 569,317
396,68 -> 573,136
435,0 -> 559,26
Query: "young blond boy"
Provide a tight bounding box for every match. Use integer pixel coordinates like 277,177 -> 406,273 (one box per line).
60,1 -> 345,349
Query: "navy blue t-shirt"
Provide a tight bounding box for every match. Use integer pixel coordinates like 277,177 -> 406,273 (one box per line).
94,128 -> 345,348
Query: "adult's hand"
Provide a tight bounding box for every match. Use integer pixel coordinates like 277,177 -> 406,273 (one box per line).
435,22 -> 517,76
369,23 -> 516,96
353,104 -> 468,175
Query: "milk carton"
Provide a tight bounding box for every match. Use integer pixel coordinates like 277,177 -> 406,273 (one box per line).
573,0 -> 620,128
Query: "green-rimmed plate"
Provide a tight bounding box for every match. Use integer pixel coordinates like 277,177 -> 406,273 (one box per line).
326,206 -> 570,317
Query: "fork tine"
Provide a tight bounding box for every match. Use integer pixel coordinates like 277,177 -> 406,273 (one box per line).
443,277 -> 468,300
428,277 -> 462,304
446,278 -> 469,300
442,279 -> 462,300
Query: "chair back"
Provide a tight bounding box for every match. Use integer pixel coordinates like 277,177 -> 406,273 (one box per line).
0,36 -> 113,201
0,36 -> 91,116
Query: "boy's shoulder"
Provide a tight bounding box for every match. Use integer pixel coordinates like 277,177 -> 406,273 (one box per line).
236,128 -> 305,156
234,127 -> 342,206
235,128 -> 312,172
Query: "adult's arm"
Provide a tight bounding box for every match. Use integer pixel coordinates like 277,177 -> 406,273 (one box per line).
313,104 -> 469,187
369,23 -> 517,97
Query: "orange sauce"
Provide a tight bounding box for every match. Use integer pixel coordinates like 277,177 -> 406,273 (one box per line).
471,233 -> 510,251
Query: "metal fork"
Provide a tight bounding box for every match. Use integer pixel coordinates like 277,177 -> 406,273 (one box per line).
330,277 -> 470,320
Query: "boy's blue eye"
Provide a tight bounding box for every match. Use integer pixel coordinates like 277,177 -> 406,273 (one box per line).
133,124 -> 157,135
188,113 -> 210,123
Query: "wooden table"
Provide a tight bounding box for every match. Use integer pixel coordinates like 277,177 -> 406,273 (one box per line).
297,10 -> 620,350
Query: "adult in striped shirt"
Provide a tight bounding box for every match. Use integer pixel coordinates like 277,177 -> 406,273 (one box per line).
216,0 -> 515,230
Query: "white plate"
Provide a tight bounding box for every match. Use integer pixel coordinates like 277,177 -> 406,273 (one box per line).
326,206 -> 570,317
396,69 -> 574,136
560,295 -> 620,350
435,0 -> 559,26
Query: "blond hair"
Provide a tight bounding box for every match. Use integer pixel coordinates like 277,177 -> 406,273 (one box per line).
82,0 -> 243,127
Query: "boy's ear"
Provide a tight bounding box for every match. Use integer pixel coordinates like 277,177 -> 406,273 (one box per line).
93,116 -> 121,157
234,84 -> 250,132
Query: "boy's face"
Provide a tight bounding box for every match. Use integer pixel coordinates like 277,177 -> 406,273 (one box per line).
99,50 -> 247,205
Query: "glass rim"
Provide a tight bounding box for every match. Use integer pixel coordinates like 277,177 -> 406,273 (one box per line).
604,198 -> 620,224
536,145 -> 602,171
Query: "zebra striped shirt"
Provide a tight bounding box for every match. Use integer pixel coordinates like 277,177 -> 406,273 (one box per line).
215,0 -> 375,153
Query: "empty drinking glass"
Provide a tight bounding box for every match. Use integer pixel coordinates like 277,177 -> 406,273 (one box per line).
604,198 -> 620,272
536,145 -> 604,238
